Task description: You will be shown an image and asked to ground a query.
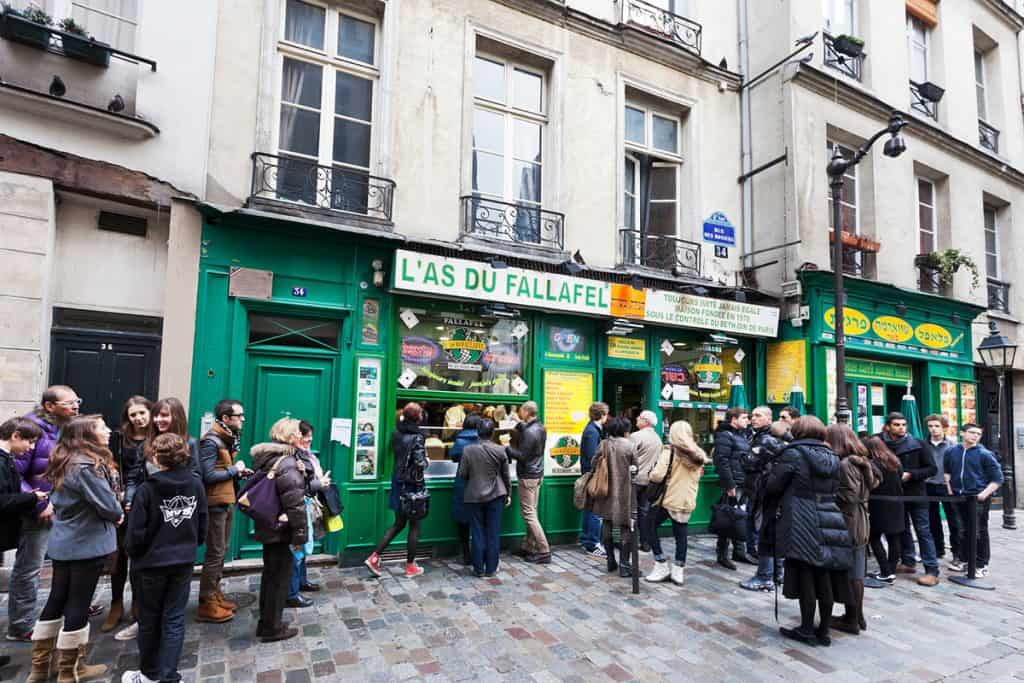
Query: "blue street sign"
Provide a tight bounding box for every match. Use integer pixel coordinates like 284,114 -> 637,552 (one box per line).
702,212 -> 736,246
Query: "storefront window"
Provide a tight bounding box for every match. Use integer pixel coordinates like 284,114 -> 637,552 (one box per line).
397,310 -> 527,394
660,339 -> 742,405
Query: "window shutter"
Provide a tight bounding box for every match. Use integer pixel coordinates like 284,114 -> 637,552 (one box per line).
906,0 -> 938,27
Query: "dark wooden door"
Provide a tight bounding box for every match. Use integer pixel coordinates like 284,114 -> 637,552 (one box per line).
49,329 -> 161,427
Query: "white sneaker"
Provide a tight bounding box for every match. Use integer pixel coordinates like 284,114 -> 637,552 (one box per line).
122,671 -> 158,683
670,564 -> 685,586
115,622 -> 139,641
977,566 -> 989,577
645,561 -> 671,583
947,559 -> 966,572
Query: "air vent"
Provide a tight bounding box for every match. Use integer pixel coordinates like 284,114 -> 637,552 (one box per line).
98,211 -> 148,237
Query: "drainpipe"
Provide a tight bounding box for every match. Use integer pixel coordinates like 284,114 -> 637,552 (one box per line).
738,0 -> 753,272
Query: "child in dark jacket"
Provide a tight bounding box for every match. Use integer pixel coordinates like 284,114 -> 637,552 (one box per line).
122,433 -> 208,683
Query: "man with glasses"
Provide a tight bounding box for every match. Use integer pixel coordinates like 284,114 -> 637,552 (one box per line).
944,423 -> 1003,577
8,386 -> 78,641
196,399 -> 251,623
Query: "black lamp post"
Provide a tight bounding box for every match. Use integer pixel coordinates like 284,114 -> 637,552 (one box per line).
826,113 -> 907,423
977,320 -> 1018,530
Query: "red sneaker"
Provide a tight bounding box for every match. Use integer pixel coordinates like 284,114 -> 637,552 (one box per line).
364,552 -> 382,577
404,562 -> 424,578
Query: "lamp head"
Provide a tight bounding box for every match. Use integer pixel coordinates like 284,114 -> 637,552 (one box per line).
883,134 -> 907,158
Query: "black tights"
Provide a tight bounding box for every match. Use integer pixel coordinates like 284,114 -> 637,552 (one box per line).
110,545 -> 129,604
375,511 -> 421,564
792,562 -> 832,635
869,530 -> 902,576
601,523 -> 634,564
39,558 -> 105,631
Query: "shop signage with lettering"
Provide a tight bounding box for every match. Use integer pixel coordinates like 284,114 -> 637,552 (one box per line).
822,307 -> 965,359
607,336 -> 646,361
393,250 -> 780,338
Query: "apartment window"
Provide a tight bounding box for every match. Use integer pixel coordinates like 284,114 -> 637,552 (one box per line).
917,178 -> 936,253
826,142 -> 857,235
907,16 -> 928,83
824,0 -> 855,35
276,0 -> 379,209
471,55 -> 545,211
623,104 -> 681,237
984,206 -> 999,279
23,0 -> 139,52
975,51 -> 988,121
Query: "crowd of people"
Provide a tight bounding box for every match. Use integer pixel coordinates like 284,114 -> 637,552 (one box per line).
0,384 -> 1008,681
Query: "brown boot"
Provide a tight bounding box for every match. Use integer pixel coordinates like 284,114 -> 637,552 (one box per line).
854,579 -> 867,631
101,600 -> 124,632
25,617 -> 61,683
215,589 -> 238,612
196,597 -> 234,623
56,625 -> 108,682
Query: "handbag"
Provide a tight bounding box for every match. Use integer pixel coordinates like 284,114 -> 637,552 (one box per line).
709,498 -> 747,541
586,449 -> 610,499
573,471 -> 593,510
645,446 -> 674,507
319,483 -> 344,517
309,496 -> 326,540
236,454 -> 289,530
400,489 -> 431,521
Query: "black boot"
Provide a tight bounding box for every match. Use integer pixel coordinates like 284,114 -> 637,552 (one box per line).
606,547 -> 618,573
717,537 -> 736,571
618,537 -> 633,577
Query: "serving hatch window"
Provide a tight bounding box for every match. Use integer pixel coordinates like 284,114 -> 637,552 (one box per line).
397,311 -> 528,395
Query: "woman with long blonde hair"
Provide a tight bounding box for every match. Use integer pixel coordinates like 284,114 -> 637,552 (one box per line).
644,420 -> 708,586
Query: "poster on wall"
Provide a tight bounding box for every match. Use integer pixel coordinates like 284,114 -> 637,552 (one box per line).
361,299 -> 380,345
766,340 -> 806,403
353,357 -> 382,480
960,383 -> 977,427
543,370 -> 594,476
607,336 -> 646,362
940,380 -> 959,437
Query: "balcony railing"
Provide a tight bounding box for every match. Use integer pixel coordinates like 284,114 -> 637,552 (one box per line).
823,32 -> 864,82
249,153 -> 395,222
917,264 -> 942,294
459,196 -> 564,250
987,277 -> 1010,313
909,81 -> 938,121
622,0 -> 702,55
619,229 -> 701,278
979,120 -> 1000,153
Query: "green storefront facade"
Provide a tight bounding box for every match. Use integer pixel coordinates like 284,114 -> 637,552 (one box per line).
768,271 -> 985,435
188,210 -> 781,563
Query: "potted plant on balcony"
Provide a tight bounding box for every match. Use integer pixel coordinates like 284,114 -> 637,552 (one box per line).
0,3 -> 53,50
914,249 -> 980,290
916,81 -> 945,103
57,16 -> 110,67
830,230 -> 880,253
833,34 -> 864,58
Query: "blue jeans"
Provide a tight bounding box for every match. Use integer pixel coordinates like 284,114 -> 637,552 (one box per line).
901,502 -> 939,573
134,563 -> 192,683
288,554 -> 308,600
647,507 -> 688,565
468,496 -> 504,574
580,511 -> 602,550
744,499 -> 758,556
755,551 -> 782,581
7,520 -> 49,636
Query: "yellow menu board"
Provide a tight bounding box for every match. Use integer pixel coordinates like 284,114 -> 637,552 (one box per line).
543,370 -> 594,475
766,340 -> 806,403
607,336 -> 646,361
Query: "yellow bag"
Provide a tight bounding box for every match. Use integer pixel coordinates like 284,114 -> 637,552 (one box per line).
326,514 -> 343,533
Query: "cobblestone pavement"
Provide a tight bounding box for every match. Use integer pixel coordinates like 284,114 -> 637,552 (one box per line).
4,511 -> 1024,682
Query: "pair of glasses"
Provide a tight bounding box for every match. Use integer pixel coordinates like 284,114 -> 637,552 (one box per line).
230,413 -> 246,419
56,399 -> 83,407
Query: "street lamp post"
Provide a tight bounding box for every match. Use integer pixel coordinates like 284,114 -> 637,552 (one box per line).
826,113 -> 907,423
977,320 -> 1018,530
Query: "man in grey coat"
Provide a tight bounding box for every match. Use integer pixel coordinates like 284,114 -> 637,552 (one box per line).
630,410 -> 663,552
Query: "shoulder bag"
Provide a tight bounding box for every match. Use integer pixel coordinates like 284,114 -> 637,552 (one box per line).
586,446 -> 610,499
645,447 -> 674,507
573,471 -> 593,510
237,454 -> 290,530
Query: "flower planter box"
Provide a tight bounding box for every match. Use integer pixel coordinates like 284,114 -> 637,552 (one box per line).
0,10 -> 52,50
60,33 -> 110,67
833,34 -> 864,58
917,81 -> 945,103
830,230 -> 880,253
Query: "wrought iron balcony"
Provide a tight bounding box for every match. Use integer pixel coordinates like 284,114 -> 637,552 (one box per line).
460,196 -> 564,250
909,81 -> 939,121
987,277 -> 1010,313
917,264 -> 942,294
979,120 -> 1000,153
823,32 -> 864,82
249,153 -> 395,222
622,0 -> 702,55
619,229 -> 701,278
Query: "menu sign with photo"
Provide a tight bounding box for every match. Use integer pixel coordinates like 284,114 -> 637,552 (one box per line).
353,358 -> 382,480
543,370 -> 593,476
940,380 -> 959,437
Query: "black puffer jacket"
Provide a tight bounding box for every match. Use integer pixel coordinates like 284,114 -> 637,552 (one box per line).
392,421 -> 428,487
746,427 -> 784,497
868,461 -> 905,535
712,423 -> 749,492
249,442 -> 308,547
0,448 -> 37,551
506,418 -> 547,481
111,432 -> 148,507
765,439 -> 852,571
879,432 -> 933,497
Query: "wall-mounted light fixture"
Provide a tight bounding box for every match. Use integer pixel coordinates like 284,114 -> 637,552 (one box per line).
371,259 -> 385,287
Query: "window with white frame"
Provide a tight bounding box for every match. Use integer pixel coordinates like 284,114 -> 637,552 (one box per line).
623,103 -> 681,238
275,0 -> 379,212
470,54 -> 546,213
826,141 -> 861,274
824,0 -> 855,35
907,15 -> 928,83
984,205 -> 999,279
916,178 -> 936,254
19,0 -> 138,52
974,51 -> 988,121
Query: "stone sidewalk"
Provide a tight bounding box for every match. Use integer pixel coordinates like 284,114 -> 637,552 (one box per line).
3,512 -> 1024,682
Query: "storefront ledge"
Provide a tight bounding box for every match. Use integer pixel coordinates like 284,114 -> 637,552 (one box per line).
0,81 -> 159,139
198,202 -> 405,242
457,234 -> 569,262
187,553 -> 338,577
246,196 -> 395,232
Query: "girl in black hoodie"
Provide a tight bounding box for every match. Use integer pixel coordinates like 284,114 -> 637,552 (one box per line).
123,433 -> 207,683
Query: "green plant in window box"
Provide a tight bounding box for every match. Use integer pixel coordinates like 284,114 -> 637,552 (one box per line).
1,2 -> 54,50
57,16 -> 110,67
833,34 -> 864,59
914,250 -> 980,291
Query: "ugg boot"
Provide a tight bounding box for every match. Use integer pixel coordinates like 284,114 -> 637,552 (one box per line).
196,597 -> 234,623
670,564 -> 686,586
101,600 -> 124,632
26,617 -> 62,683
215,589 -> 238,612
645,561 -> 671,583
56,625 -> 107,682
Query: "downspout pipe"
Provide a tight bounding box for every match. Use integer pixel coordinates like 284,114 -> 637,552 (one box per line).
738,0 -> 753,270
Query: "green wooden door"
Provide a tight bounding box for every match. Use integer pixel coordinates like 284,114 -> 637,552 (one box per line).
235,350 -> 336,558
